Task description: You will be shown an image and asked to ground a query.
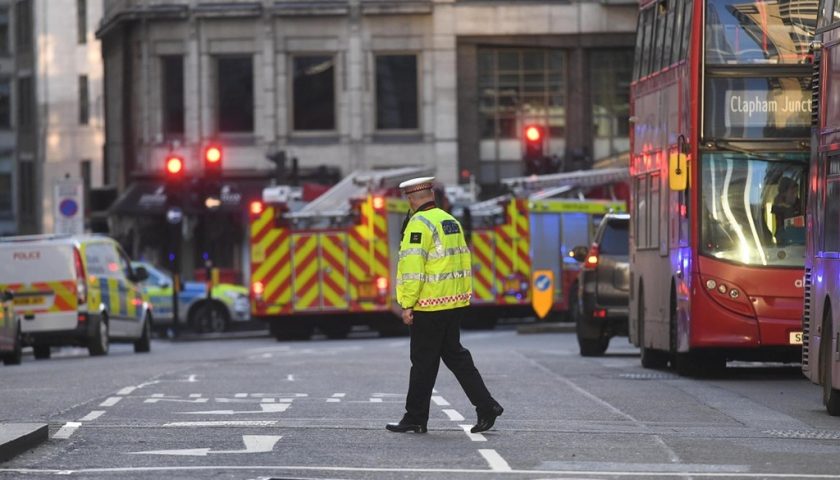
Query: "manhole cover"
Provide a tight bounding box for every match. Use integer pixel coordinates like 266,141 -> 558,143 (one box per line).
765,430 -> 840,440
617,372 -> 678,380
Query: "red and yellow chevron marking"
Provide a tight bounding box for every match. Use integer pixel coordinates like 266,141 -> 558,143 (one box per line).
469,231 -> 496,304
250,206 -> 293,316
482,199 -> 531,305
292,234 -> 321,311
320,233 -> 349,310
1,280 -> 77,313
347,199 -> 390,312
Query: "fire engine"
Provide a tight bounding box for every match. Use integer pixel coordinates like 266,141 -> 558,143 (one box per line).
249,167 -> 628,340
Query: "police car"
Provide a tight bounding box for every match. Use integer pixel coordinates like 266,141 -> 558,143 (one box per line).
132,261 -> 249,333
0,234 -> 153,359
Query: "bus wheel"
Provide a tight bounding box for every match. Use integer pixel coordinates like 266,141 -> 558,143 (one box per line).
578,337 -> 608,357
821,311 -> 840,415
639,290 -> 668,369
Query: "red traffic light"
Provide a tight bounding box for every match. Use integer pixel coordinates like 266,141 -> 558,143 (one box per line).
205,145 -> 222,165
165,155 -> 184,176
525,125 -> 542,143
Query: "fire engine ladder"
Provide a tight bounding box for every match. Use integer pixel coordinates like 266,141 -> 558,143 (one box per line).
288,166 -> 435,220
501,167 -> 630,200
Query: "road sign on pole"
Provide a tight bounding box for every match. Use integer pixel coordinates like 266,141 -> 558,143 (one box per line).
54,179 -> 85,235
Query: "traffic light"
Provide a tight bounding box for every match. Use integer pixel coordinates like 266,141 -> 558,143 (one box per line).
523,125 -> 547,175
204,145 -> 222,179
165,154 -> 185,182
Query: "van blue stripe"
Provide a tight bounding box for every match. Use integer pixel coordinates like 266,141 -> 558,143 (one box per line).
99,278 -> 110,310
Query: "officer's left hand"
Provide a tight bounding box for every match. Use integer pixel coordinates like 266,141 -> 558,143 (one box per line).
402,308 -> 414,326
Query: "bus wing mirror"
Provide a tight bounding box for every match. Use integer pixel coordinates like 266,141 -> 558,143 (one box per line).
669,152 -> 688,191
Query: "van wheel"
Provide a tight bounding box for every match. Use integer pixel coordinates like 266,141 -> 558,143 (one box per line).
193,302 -> 229,334
33,345 -> 51,360
134,315 -> 152,353
2,323 -> 22,365
821,311 -> 840,415
578,336 -> 609,357
89,315 -> 109,356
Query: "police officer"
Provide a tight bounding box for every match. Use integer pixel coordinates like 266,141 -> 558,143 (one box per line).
386,177 -> 503,434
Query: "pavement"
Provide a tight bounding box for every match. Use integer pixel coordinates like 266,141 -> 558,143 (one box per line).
516,321 -> 575,334
0,423 -> 48,463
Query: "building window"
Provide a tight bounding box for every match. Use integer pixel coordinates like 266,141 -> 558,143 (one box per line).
18,160 -> 33,218
15,0 -> 31,53
17,76 -> 32,129
162,56 -> 184,136
0,155 -> 10,217
375,54 -> 418,130
217,56 -> 254,133
590,49 -> 633,159
478,48 -> 567,141
0,79 -> 10,129
78,75 -> 89,125
76,0 -> 86,44
293,55 -> 335,131
0,7 -> 9,54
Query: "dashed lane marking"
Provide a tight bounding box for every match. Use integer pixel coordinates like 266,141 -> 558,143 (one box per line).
163,421 -> 277,427
100,397 -> 122,407
180,403 -> 291,415
369,398 -> 383,403
479,449 -> 512,472
459,424 -> 486,442
286,374 -> 295,381
431,396 -> 450,406
79,411 -> 105,422
52,422 -> 81,440
443,409 -> 465,421
9,466 -> 837,478
116,387 -> 137,396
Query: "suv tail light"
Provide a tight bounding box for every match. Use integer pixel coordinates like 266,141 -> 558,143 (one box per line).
584,244 -> 600,270
73,247 -> 87,305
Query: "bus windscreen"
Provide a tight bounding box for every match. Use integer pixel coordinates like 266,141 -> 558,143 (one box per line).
700,152 -> 807,267
705,0 -> 816,65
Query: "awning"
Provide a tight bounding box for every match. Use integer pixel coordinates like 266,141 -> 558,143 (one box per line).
109,178 -> 269,216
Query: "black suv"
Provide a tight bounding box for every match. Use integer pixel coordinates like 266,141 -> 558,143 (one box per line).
572,213 -> 630,356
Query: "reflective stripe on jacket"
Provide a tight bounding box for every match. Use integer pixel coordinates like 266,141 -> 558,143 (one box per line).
396,207 -> 472,312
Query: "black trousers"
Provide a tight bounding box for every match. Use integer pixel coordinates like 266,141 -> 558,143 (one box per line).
403,307 -> 497,424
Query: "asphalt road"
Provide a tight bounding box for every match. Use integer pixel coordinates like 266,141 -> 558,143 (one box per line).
1,327 -> 840,479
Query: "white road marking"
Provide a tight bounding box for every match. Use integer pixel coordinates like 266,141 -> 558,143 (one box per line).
187,375 -> 198,382
99,397 -> 122,407
327,398 -> 340,403
518,351 -> 682,463
116,387 -> 137,396
431,396 -> 450,406
145,396 -> 209,404
442,409 -> 465,421
79,411 -> 105,422
286,374 -> 295,381
369,398 -> 383,403
164,421 -> 277,428
130,435 -> 282,457
332,393 -> 346,397
180,403 -> 290,415
479,449 -> 512,472
53,422 -> 81,440
189,394 -> 202,398
235,393 -> 247,398
4,466 -> 840,478
459,424 -> 486,442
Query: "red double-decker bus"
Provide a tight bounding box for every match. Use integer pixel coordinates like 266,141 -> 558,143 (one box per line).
629,0 -> 815,375
804,0 -> 840,415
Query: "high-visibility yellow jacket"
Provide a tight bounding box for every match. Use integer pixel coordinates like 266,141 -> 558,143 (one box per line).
396,207 -> 472,311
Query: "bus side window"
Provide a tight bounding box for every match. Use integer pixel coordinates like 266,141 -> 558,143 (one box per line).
833,0 -> 840,25
670,0 -> 684,65
681,0 -> 692,60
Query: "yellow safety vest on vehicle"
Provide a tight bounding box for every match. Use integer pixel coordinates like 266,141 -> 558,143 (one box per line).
396,208 -> 472,312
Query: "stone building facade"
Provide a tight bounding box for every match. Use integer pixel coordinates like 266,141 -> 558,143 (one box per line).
98,0 -> 637,278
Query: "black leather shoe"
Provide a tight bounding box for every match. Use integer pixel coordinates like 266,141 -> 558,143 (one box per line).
386,421 -> 427,433
471,404 -> 503,433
